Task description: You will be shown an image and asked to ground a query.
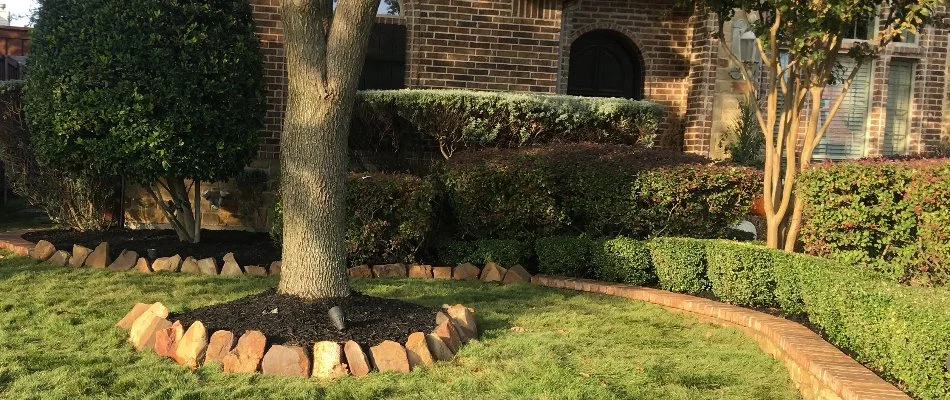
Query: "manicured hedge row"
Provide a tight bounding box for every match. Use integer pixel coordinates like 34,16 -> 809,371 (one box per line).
534,235 -> 950,399
441,144 -> 762,240
434,239 -> 533,267
798,158 -> 950,284
271,173 -> 434,265
351,89 -> 665,157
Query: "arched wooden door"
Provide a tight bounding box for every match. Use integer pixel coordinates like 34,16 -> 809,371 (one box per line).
567,30 -> 644,99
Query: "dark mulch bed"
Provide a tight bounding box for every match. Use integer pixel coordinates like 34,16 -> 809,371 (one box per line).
170,289 -> 438,347
21,228 -> 280,266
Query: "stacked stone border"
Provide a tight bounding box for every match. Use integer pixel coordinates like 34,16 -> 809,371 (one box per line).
5,232 -> 537,284
115,301 -> 478,378
0,231 -> 910,398
531,276 -> 910,400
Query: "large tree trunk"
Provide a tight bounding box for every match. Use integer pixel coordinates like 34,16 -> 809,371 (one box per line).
276,0 -> 379,299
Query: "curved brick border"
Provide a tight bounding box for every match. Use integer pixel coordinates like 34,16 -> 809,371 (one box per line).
0,230 -> 35,257
531,275 -> 909,400
0,232 -> 912,398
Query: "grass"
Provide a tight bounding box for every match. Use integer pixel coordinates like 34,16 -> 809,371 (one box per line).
0,253 -> 801,400
0,197 -> 53,231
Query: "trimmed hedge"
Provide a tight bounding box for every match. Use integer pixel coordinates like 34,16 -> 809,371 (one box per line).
705,240 -> 776,307
610,238 -> 950,399
271,173 -> 434,265
435,239 -> 532,266
798,158 -> 950,284
442,144 -> 762,240
351,89 -> 665,158
592,237 -> 654,285
648,237 -> 708,294
535,236 -> 593,277
426,231 -> 950,398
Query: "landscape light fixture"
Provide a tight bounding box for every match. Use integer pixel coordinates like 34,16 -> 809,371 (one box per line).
328,306 -> 346,331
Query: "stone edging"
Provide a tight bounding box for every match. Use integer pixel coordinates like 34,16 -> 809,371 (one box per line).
115,301 -> 478,378
530,275 -> 910,400
14,236 -> 280,276
7,233 -> 535,284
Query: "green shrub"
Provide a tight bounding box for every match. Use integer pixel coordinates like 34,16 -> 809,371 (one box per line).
272,173 -> 434,265
441,144 -> 762,240
648,237 -> 708,294
26,0 -> 264,186
351,89 -> 665,160
799,158 -> 950,283
906,162 -> 950,284
695,239 -> 950,398
26,0 -> 264,241
592,237 -> 654,285
434,239 -> 531,266
434,240 -> 476,265
440,151 -> 565,240
790,259 -> 950,399
633,165 -> 762,238
704,240 -> 776,307
721,101 -> 764,169
0,81 -> 115,230
469,239 -> 532,266
535,236 -> 593,277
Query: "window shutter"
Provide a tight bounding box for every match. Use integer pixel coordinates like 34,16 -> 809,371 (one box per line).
813,57 -> 872,160
883,59 -> 914,156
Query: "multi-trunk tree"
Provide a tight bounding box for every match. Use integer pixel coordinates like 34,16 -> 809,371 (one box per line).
26,0 -> 265,243
706,0 -> 939,250
276,0 -> 380,299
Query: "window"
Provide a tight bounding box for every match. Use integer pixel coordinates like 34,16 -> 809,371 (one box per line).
358,24 -> 406,90
883,59 -> 915,155
378,0 -> 399,16
843,17 -> 876,40
813,57 -> 873,159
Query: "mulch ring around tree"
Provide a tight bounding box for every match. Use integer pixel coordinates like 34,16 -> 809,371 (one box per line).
22,228 -> 280,266
170,289 -> 439,347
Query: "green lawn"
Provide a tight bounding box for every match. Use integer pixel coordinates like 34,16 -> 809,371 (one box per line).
0,253 -> 801,400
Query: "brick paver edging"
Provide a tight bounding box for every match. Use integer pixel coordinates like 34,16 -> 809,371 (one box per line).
0,230 -> 34,257
531,275 -> 909,400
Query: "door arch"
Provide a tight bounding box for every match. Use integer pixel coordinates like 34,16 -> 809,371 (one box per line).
567,30 -> 644,99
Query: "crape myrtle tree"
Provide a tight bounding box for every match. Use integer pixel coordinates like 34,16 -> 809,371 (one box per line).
276,0 -> 380,299
25,0 -> 265,243
703,0 -> 940,250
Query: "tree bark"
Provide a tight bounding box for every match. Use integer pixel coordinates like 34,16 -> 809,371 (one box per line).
145,177 -> 198,243
277,0 -> 379,299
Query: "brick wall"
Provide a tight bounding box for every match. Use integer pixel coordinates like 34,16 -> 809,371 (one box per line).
712,7 -> 950,159
250,0 -> 285,161
0,26 -> 29,56
557,0 -> 705,151
405,0 -> 562,93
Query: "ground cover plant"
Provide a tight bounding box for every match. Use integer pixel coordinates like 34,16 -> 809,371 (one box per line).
0,252 -> 801,400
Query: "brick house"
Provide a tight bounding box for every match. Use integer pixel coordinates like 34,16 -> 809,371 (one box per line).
250,0 -> 950,163
133,1 -> 950,228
